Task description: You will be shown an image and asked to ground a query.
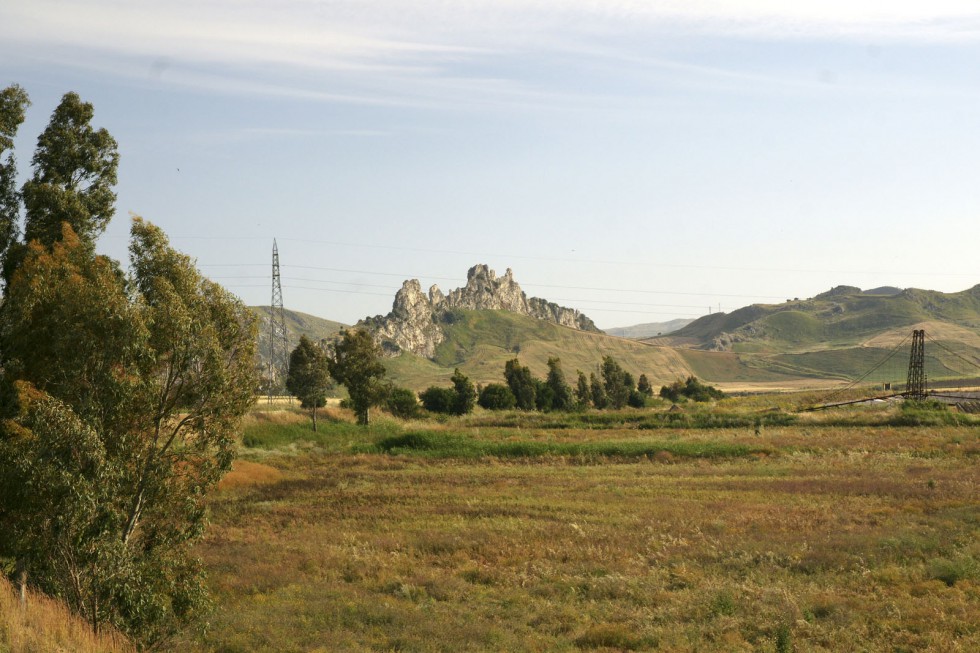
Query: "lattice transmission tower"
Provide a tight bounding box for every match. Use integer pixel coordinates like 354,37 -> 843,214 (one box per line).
905,329 -> 926,401
268,239 -> 289,401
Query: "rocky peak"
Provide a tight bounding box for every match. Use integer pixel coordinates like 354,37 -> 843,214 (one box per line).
361,264 -> 601,358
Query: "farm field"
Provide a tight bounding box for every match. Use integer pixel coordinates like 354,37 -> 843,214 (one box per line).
179,403 -> 979,652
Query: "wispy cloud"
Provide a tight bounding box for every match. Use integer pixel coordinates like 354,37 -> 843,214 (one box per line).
5,0 -> 980,110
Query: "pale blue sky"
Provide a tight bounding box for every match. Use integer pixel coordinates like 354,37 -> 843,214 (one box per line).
3,1 -> 980,328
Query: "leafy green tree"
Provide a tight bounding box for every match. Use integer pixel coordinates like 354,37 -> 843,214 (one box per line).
327,329 -> 387,425
575,370 -> 591,408
545,357 -> 574,411
601,356 -> 633,409
503,358 -> 536,411
21,92 -> 119,250
450,368 -> 476,416
286,335 -> 332,431
385,386 -> 420,419
420,386 -> 455,414
589,372 -> 607,409
0,219 -> 257,646
659,376 -> 724,403
0,84 -> 29,268
478,383 -> 516,410
533,378 -> 555,411
637,374 -> 653,397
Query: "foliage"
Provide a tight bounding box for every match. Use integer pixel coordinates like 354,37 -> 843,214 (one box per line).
601,356 -> 634,409
575,370 -> 590,407
478,383 -> 517,410
450,368 -> 476,416
589,372 -> 607,409
419,386 -> 456,414
286,335 -> 331,431
0,84 -> 30,267
0,219 -> 257,647
385,387 -> 421,420
503,358 -> 536,411
21,92 -> 119,250
545,357 -> 574,411
660,376 -> 725,402
637,373 -> 653,397
326,329 -> 387,425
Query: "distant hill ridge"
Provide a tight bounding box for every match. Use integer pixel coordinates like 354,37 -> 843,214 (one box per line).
667,284 -> 980,352
360,264 -> 600,358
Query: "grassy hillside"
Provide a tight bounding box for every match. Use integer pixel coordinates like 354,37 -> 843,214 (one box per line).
382,309 -> 790,391
251,306 -> 346,361
604,318 -> 694,339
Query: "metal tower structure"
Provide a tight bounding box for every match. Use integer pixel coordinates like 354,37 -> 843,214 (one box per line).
905,329 -> 926,401
268,239 -> 288,401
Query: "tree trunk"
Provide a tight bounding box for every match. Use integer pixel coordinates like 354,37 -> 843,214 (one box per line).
14,559 -> 27,608
312,405 -> 317,432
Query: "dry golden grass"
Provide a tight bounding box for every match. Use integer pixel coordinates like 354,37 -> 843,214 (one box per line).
217,460 -> 284,491
0,576 -> 133,653
174,419 -> 979,652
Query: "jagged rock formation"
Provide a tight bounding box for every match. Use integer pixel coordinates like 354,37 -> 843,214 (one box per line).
361,264 -> 600,358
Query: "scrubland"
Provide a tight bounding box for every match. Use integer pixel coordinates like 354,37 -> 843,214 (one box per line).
178,400 -> 979,652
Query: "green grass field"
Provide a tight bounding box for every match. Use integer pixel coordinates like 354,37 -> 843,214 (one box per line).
173,401 -> 980,652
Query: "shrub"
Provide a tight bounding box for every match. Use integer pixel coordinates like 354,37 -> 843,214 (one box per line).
386,387 -> 420,419
478,383 -> 517,410
419,387 -> 456,414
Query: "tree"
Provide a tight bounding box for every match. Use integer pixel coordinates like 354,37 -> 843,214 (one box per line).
385,387 -> 420,419
21,92 -> 119,250
637,374 -> 653,397
326,329 -> 387,425
601,356 -> 633,409
0,218 -> 257,646
589,372 -> 607,409
503,358 -> 536,410
419,386 -> 455,414
545,357 -> 573,411
575,370 -> 591,408
0,84 -> 30,268
450,368 -> 476,416
478,383 -> 516,410
286,335 -> 331,431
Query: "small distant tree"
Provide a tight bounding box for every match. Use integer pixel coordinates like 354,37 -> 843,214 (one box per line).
420,386 -> 456,414
637,374 -> 653,397
286,335 -> 331,431
450,368 -> 476,416
534,378 -> 555,412
504,358 -> 537,410
589,372 -> 607,409
386,386 -> 421,419
326,329 -> 387,425
575,370 -> 591,408
479,383 -> 517,410
546,357 -> 574,411
601,356 -> 633,409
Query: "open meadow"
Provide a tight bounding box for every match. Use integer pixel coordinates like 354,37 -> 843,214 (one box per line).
179,399 -> 979,652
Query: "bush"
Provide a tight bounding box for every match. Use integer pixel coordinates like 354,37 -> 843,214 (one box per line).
386,387 -> 420,419
419,386 -> 456,414
660,376 -> 724,402
479,384 -> 517,410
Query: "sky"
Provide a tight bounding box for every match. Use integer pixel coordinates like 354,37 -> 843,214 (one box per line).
3,1 -> 980,329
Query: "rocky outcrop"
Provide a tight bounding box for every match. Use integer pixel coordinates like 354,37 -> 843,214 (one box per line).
362,264 -> 601,358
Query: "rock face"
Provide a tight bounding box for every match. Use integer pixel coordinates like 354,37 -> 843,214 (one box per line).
361,264 -> 601,358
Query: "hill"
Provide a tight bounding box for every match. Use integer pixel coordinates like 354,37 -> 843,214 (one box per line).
380,309 -> 792,391
251,306 -> 346,362
604,318 -> 694,339
646,285 -> 980,385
